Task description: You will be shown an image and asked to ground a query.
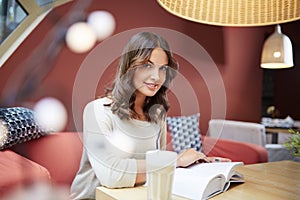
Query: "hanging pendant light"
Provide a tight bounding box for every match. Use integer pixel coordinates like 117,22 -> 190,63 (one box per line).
260,25 -> 294,69
156,0 -> 300,27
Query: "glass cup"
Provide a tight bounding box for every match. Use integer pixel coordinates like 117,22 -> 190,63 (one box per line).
146,150 -> 177,200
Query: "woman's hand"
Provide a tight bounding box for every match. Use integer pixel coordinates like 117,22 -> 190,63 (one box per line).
176,148 -> 231,168
176,148 -> 209,167
206,157 -> 231,163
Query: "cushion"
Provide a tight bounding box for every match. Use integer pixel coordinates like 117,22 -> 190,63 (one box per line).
0,107 -> 49,150
166,113 -> 202,153
202,136 -> 268,164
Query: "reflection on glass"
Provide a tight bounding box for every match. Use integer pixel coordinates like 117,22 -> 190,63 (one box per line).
0,0 -> 27,44
35,0 -> 54,7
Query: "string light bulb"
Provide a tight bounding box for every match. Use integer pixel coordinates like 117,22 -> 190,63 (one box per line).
87,10 -> 116,41
65,22 -> 97,53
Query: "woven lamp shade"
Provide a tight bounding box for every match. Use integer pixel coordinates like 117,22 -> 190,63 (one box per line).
157,0 -> 300,26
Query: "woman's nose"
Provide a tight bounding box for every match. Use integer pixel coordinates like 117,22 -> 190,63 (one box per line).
149,67 -> 160,80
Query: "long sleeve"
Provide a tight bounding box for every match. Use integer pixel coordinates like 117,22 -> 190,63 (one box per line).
159,120 -> 167,150
70,98 -> 160,199
83,99 -> 137,188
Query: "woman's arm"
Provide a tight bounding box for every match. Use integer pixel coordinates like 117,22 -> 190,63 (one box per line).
176,148 -> 231,167
134,149 -> 204,185
135,160 -> 146,186
134,148 -> 231,186
84,100 -> 137,188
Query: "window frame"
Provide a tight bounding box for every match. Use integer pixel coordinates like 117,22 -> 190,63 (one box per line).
0,0 -> 71,67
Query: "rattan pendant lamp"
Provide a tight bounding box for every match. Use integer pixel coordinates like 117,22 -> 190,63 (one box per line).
157,0 -> 300,69
156,0 -> 300,26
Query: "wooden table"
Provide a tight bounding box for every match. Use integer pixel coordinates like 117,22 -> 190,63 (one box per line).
265,127 -> 298,144
96,161 -> 300,200
211,160 -> 300,200
96,185 -> 186,200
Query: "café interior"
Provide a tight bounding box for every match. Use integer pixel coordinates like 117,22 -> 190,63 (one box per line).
0,0 -> 299,199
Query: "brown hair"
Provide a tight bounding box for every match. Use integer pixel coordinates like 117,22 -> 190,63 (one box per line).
106,32 -> 178,123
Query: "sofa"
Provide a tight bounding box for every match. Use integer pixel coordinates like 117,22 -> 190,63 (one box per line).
0,129 -> 268,198
0,132 -> 83,199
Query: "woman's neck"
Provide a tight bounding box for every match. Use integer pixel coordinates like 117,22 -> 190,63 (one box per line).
134,92 -> 147,120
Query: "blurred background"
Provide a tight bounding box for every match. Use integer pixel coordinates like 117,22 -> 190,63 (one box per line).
0,0 -> 299,134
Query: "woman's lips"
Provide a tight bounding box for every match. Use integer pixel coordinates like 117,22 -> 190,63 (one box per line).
145,83 -> 158,90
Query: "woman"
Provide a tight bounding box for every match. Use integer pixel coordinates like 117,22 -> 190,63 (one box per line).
70,32 -> 229,200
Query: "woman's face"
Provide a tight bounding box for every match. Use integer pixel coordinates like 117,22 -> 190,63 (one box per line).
133,47 -> 168,98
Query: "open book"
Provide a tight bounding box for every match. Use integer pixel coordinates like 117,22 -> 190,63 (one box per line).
172,162 -> 244,200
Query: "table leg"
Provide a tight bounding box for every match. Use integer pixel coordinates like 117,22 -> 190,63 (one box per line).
271,132 -> 278,144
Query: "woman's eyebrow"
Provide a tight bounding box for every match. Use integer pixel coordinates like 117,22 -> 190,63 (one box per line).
148,60 -> 154,64
148,60 -> 168,66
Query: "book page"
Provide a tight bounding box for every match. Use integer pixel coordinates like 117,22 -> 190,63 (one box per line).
172,162 -> 244,199
172,168 -> 225,200
188,162 -> 244,181
229,171 -> 244,182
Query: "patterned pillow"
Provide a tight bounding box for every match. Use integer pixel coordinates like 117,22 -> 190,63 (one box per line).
0,107 -> 50,150
166,113 -> 202,154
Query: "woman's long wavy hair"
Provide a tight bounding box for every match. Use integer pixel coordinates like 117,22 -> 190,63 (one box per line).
105,32 -> 178,123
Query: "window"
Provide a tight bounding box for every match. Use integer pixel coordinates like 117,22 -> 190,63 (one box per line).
0,0 -> 70,67
0,0 -> 27,44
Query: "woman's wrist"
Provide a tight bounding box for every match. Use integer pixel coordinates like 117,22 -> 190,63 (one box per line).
176,156 -> 184,167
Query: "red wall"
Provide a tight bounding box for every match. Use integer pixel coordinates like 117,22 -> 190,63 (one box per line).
0,0 -> 299,134
273,23 -> 300,119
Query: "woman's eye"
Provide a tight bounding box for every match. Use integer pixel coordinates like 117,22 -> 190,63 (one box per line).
141,63 -> 168,72
143,63 -> 152,68
160,65 -> 168,71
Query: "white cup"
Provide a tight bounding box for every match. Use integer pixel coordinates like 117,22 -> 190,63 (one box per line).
146,150 -> 177,200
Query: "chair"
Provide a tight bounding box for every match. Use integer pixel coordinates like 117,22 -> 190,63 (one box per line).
208,119 -> 295,162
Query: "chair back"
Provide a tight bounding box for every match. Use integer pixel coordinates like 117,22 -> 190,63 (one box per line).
208,119 -> 266,147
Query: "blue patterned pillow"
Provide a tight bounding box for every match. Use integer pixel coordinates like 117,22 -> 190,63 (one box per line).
166,113 -> 202,153
0,107 -> 50,150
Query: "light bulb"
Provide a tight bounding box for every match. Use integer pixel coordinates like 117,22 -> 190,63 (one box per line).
273,51 -> 281,58
87,10 -> 116,41
65,22 -> 97,53
33,97 -> 68,132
